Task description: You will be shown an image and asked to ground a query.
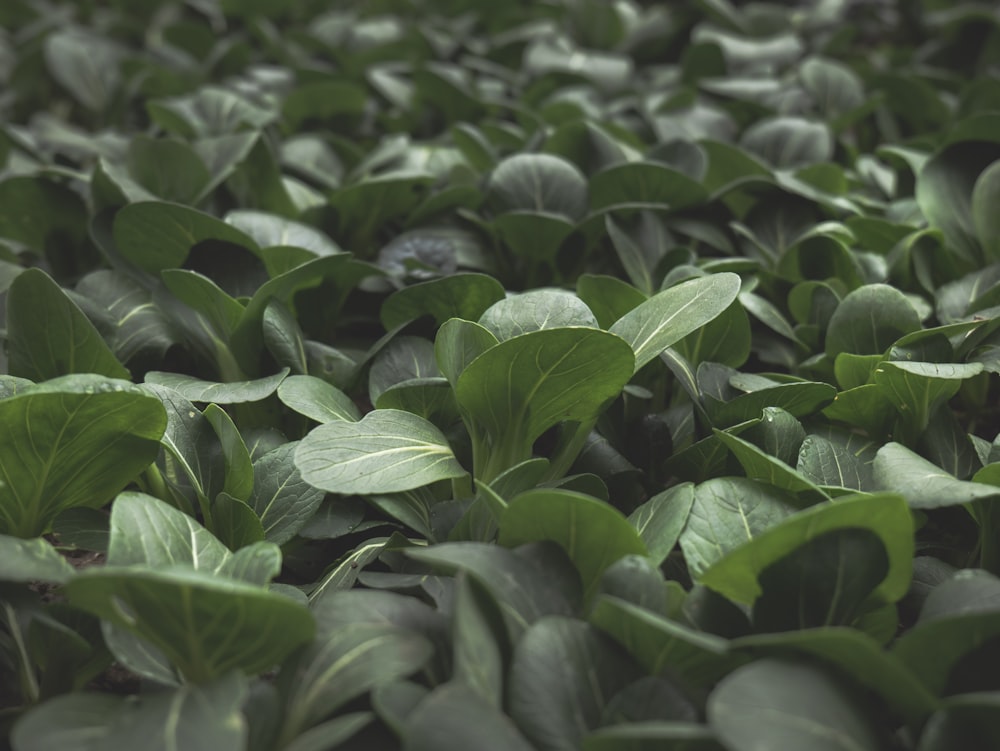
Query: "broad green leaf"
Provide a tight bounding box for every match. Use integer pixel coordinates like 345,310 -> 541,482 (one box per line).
277,619 -> 433,744
679,478 -> 798,579
435,318 -> 499,388
250,442 -> 325,545
403,683 -> 535,751
452,574 -> 505,706
0,535 -> 75,583
202,404 -> 254,502
66,567 -> 314,683
590,162 -> 708,213
113,201 -> 259,275
576,274 -> 647,330
825,284 -> 922,357
589,596 -> 739,688
145,368 -> 289,404
296,409 -> 466,495
126,136 -> 212,204
917,695 -> 1000,751
12,673 -> 249,751
277,375 -> 360,423
583,722 -> 723,751
405,542 -> 580,642
740,117 -> 833,168
751,528 -> 890,631
873,442 -> 1000,508
75,270 -> 177,365
0,376 -> 166,538
486,153 -> 588,221
479,289 -> 598,340
381,273 -> 505,330
262,299 -> 308,375
7,268 -> 130,381
500,489 -> 648,602
893,571 -> 1000,696
148,87 -> 275,138
673,299 -> 750,368
714,429 -> 828,498
973,159 -> 1000,261
369,336 -> 440,404
797,435 -> 875,491
605,213 -> 670,296
508,617 -> 640,751
44,29 -> 120,111
610,273 -> 740,372
455,329 -> 634,473
917,141 -> 1000,266
708,658 -> 885,751
698,493 -> 913,607
731,629 -> 938,726
226,210 -> 342,256
272,714 -> 372,751
800,57 -> 865,121
873,361 -> 983,435
144,384 -> 226,507
628,484 -> 696,567
493,212 -> 577,262
108,492 -> 279,586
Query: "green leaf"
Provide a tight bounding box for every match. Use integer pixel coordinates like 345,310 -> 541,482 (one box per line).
107,492 -> 279,585
873,442 -> 1000,508
12,673 -> 248,751
0,376 -> 166,538
113,201 -> 259,275
893,570 -> 1000,697
7,268 -> 130,381
590,162 -> 708,213
679,478 -> 799,579
493,212 -> 577,262
796,435 -> 875,491
800,57 -> 866,121
262,299 -> 308,375
610,274 -> 740,372
67,566 -> 313,683
403,683 -> 535,751
973,159 -> 1000,262
126,136 -> 212,204
0,535 -> 75,583
708,658 -> 885,751
44,29 -> 120,111
381,273 -> 505,330
589,596 -> 739,688
452,574 -> 505,706
714,429 -> 828,498
486,154 -> 588,221
295,409 -> 467,495
277,618 -> 433,743
583,722 -> 723,751
917,142 -> 1000,266
369,336 -> 440,404
146,368 -> 289,405
508,617 -> 639,751
405,542 -> 580,642
250,442 -> 326,545
435,318 -> 500,388
277,375 -> 360,423
500,489 -> 648,602
576,274 -> 647,330
708,381 -> 837,429
731,629 -> 938,726
628,484 -> 696,567
478,289 -> 598,340
825,284 -> 922,357
751,527 -> 890,631
698,493 -> 913,608
740,117 -> 833,168
873,361 -> 983,435
455,328 -> 634,477
673,298 -> 751,368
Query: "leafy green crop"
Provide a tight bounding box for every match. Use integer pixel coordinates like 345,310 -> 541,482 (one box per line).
4,0 -> 1000,748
